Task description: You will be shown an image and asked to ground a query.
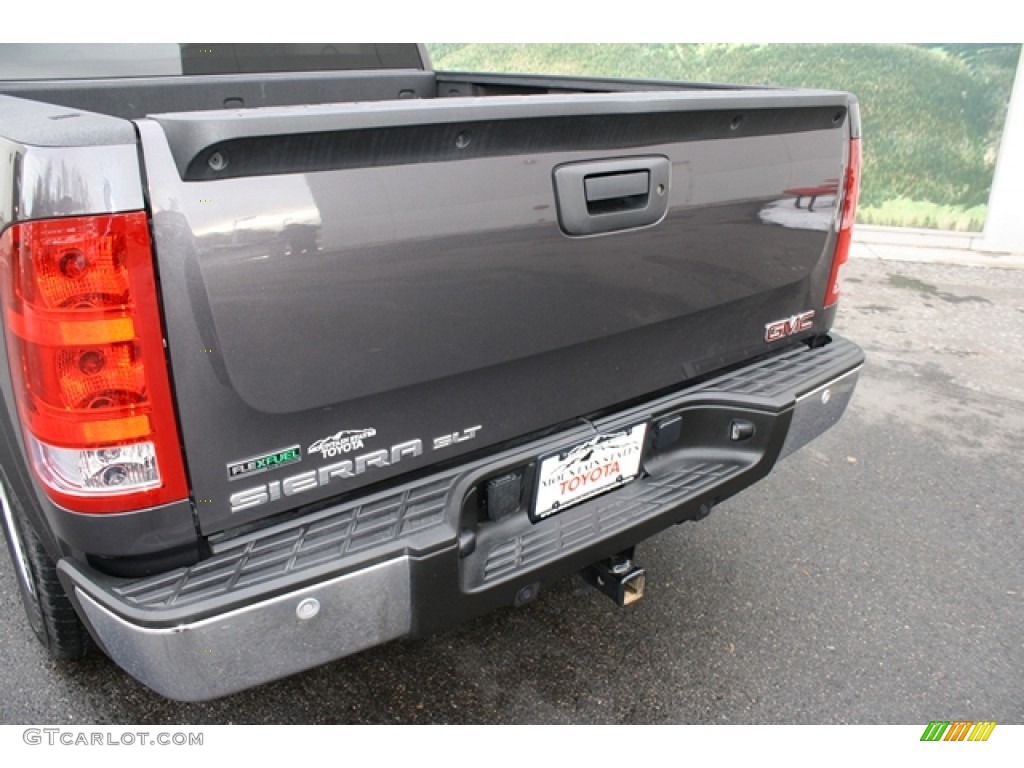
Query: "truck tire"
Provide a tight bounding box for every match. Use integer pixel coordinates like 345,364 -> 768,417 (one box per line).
0,481 -> 92,660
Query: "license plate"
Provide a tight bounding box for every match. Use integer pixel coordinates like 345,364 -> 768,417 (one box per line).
532,423 -> 648,521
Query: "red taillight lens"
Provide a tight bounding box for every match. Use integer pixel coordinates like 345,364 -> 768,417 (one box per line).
0,213 -> 188,513
824,137 -> 861,308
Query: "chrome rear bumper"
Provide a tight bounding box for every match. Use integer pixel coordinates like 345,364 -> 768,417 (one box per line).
67,558 -> 412,701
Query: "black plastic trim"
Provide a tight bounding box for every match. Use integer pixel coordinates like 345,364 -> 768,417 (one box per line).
170,104 -> 846,181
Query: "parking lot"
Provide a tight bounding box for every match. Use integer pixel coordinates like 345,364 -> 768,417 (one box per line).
1,255 -> 1022,725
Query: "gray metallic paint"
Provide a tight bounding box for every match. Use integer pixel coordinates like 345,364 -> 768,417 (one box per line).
0,138 -> 143,227
139,95 -> 849,537
0,94 -> 136,148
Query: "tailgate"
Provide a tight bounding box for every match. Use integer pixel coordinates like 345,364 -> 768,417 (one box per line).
137,89 -> 852,534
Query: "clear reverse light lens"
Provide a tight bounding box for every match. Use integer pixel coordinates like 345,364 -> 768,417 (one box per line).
27,436 -> 162,496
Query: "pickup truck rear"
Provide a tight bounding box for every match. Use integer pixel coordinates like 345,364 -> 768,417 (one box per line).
0,44 -> 863,700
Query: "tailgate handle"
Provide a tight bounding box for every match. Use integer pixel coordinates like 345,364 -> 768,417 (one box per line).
585,171 -> 649,207
554,156 -> 670,236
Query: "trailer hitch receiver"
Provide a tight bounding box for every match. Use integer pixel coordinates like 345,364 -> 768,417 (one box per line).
581,548 -> 646,606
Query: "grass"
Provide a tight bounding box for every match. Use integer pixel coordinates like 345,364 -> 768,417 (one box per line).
857,200 -> 987,232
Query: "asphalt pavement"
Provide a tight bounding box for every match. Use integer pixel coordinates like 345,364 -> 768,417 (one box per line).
1,244 -> 1022,724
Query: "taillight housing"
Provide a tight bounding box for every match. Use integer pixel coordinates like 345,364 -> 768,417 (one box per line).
0,212 -> 188,513
824,137 -> 862,308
